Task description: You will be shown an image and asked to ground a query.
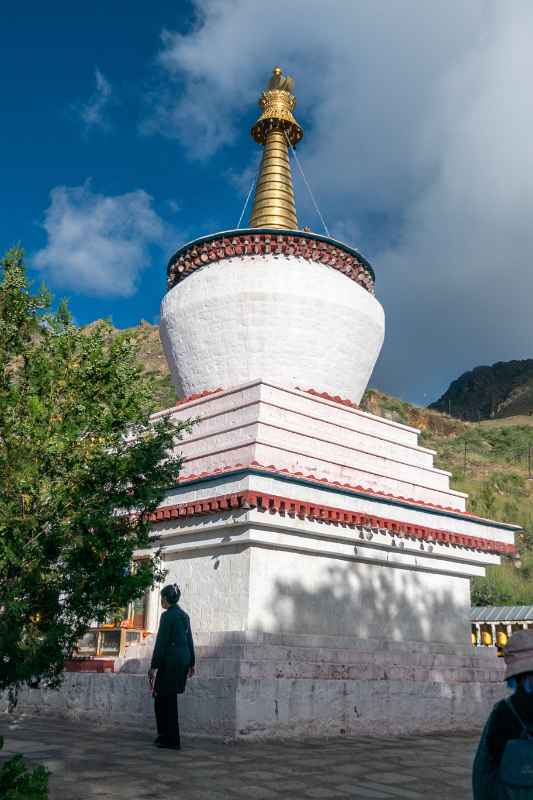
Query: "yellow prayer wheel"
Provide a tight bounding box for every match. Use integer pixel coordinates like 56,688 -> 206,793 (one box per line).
496,631 -> 508,648
471,631 -> 477,646
481,630 -> 493,646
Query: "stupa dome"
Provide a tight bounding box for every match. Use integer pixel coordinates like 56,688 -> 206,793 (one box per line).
160,68 -> 384,404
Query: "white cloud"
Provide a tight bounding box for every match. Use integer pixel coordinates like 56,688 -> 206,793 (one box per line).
34,182 -> 170,297
145,0 -> 533,402
78,68 -> 114,133
167,199 -> 181,214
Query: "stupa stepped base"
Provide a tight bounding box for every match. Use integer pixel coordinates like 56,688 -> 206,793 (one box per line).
7,382 -> 515,739
7,632 -> 506,738
158,381 -> 469,510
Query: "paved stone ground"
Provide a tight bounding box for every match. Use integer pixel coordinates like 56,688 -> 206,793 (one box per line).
0,715 -> 478,799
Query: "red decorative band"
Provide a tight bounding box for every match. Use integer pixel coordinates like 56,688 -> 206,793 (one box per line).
296,387 -> 360,409
170,386 -> 359,412
64,659 -> 115,673
175,388 -> 223,406
167,233 -> 375,294
147,490 -> 515,556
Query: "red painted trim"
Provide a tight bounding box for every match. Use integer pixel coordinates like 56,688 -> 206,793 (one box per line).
65,659 -> 115,673
148,489 -> 515,556
175,462 -> 520,531
296,387 -> 360,410
175,387 -> 223,406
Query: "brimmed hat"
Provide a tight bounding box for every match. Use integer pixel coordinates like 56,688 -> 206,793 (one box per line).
503,629 -> 533,680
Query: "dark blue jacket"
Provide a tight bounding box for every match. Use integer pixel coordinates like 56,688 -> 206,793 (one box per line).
473,687 -> 533,799
150,605 -> 195,696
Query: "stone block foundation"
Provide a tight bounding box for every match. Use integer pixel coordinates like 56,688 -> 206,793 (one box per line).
4,632 -> 506,740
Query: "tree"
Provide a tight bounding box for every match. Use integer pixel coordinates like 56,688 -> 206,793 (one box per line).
0,246 -> 188,694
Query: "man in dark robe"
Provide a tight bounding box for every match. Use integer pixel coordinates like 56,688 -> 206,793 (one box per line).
148,584 -> 195,750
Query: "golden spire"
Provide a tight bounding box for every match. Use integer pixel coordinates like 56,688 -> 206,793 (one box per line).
248,67 -> 303,230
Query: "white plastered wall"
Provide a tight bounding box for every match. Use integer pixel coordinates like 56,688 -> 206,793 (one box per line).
162,547 -> 251,632
157,532 -> 471,644
160,256 -> 384,404
247,545 -> 470,643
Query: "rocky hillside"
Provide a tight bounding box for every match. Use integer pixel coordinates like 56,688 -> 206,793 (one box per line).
430,360 -> 533,421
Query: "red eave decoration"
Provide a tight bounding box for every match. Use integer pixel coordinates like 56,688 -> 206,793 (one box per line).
148,488 -> 515,557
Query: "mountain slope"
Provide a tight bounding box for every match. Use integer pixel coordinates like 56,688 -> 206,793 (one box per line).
430,360 -> 533,421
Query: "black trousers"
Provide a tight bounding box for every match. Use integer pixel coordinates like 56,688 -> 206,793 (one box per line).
154,693 -> 180,746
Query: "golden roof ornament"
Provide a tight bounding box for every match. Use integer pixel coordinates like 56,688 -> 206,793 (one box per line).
248,67 -> 303,230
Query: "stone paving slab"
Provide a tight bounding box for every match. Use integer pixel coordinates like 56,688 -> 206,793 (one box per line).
0,715 -> 479,799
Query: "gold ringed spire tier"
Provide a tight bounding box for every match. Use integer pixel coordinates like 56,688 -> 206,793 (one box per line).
249,67 -> 303,229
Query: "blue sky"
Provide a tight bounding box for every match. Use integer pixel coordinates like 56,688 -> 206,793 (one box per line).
2,1 -> 251,327
3,1 -> 533,405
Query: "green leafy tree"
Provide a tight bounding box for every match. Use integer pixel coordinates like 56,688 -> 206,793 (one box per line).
0,246 -> 188,694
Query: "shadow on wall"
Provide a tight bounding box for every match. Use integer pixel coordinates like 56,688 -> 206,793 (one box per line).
267,559 -> 469,645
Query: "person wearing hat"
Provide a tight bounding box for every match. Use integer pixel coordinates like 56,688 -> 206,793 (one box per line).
473,629 -> 533,798
148,584 -> 195,750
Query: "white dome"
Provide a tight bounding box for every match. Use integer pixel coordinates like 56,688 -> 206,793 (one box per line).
160,247 -> 384,404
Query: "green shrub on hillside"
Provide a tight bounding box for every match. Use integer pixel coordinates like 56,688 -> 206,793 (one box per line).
374,396 -> 410,424
441,426 -> 533,467
472,555 -> 533,606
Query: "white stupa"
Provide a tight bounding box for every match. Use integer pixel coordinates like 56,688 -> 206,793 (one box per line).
149,68 -> 517,737
11,69 -> 518,737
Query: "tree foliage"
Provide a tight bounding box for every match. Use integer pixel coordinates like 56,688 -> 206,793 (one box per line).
0,738 -> 48,800
0,247 -> 188,693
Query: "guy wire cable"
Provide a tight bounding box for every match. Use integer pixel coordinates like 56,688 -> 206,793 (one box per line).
284,128 -> 331,237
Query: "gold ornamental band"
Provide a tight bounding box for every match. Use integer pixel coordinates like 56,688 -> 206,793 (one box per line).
257,162 -> 292,177
248,216 -> 297,229
250,187 -> 296,203
254,176 -> 295,191
250,197 -> 297,213
252,186 -> 296,202
256,169 -> 293,185
250,199 -> 298,217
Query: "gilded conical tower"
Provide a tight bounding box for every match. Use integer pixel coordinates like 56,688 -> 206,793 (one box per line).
248,67 -> 303,230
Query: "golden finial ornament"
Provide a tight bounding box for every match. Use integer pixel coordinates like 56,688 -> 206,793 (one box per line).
248,67 -> 303,230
